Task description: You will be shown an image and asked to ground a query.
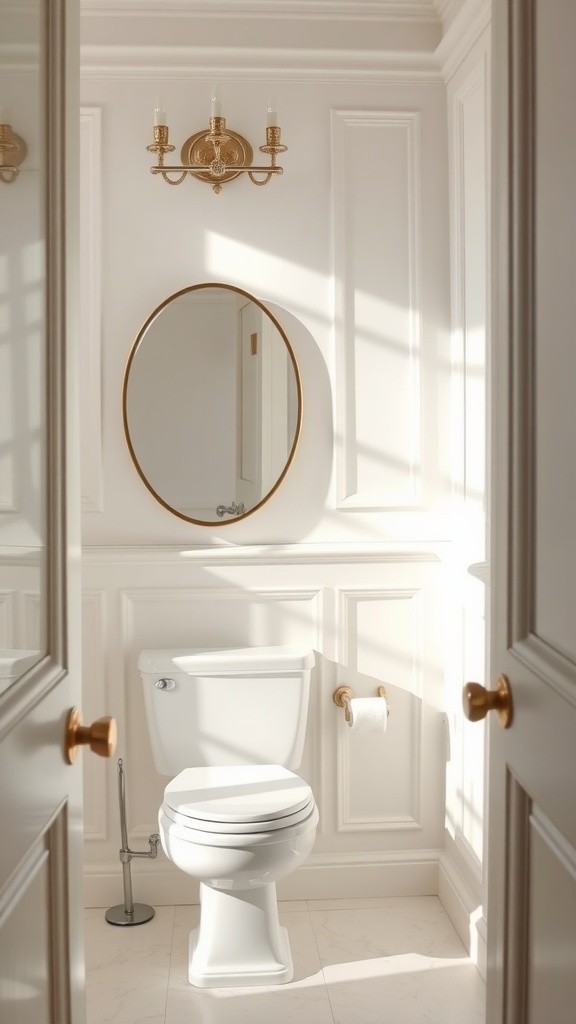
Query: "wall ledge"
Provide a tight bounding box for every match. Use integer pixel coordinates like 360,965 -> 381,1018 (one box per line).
81,541 -> 447,566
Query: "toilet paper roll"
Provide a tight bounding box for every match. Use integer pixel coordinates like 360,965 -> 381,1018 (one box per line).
347,696 -> 388,733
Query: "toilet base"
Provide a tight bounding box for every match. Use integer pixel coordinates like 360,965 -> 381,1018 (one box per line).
188,881 -> 293,988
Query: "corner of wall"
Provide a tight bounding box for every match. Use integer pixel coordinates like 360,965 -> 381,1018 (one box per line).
438,834 -> 486,978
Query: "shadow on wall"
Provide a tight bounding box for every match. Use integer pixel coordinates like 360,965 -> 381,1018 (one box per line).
252,300 -> 334,542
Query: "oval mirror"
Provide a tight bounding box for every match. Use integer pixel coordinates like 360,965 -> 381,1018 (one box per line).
123,283 -> 302,525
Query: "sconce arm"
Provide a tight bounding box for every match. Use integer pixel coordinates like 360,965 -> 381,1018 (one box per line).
150,167 -> 189,186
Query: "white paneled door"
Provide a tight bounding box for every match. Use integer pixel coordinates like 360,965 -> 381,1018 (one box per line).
485,1 -> 576,1020
0,2 -> 96,1022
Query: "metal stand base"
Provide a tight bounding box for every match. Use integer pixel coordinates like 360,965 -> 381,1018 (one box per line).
105,902 -> 156,927
105,759 -> 160,928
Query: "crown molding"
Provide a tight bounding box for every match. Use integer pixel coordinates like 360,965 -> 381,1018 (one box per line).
79,0 -> 447,73
81,0 -> 440,23
435,0 -> 490,82
80,45 -> 443,81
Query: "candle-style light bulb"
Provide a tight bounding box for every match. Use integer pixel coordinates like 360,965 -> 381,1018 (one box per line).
211,85 -> 222,118
154,96 -> 167,126
267,97 -> 278,127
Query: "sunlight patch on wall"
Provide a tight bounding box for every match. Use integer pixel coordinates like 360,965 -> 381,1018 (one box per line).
205,231 -> 327,325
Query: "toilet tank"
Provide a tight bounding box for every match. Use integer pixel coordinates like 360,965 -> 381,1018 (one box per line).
138,646 -> 315,776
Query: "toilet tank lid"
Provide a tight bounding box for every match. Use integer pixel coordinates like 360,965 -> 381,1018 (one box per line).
138,646 -> 315,675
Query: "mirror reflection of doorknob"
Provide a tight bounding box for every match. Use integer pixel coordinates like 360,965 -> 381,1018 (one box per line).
462,674 -> 513,729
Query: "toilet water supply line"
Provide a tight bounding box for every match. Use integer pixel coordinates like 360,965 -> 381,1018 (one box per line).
105,758 -> 161,927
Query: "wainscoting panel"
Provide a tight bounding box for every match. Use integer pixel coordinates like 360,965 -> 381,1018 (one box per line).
332,109 -> 422,512
79,107 -> 103,514
0,591 -> 13,648
337,587 -> 423,832
0,562 -> 41,651
82,590 -> 109,842
82,547 -> 447,906
22,590 -> 41,650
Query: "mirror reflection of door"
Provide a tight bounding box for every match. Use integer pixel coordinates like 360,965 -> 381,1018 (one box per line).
236,299 -> 296,511
0,0 -> 47,692
123,283 -> 302,525
236,299 -> 261,511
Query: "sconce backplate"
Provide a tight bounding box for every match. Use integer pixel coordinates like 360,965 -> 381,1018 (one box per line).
181,129 -> 253,186
8,132 -> 27,168
0,129 -> 27,183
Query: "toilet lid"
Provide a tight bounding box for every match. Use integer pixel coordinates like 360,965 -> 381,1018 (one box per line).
161,797 -> 316,835
163,764 -> 313,829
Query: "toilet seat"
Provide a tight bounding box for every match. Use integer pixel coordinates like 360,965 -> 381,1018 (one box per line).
162,764 -> 315,835
162,798 -> 316,835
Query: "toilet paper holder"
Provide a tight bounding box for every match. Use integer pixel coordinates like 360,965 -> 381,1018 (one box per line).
333,685 -> 389,724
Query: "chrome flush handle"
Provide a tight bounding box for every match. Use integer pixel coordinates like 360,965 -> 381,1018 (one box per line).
155,677 -> 176,690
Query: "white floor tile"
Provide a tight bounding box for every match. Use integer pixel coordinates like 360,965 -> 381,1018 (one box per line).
310,898 -> 485,1024
85,905 -> 175,1024
309,897 -> 468,963
84,897 -> 486,1024
324,956 -> 485,1024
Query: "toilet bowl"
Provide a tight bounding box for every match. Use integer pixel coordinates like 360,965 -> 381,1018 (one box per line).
138,647 -> 318,988
159,763 -> 318,987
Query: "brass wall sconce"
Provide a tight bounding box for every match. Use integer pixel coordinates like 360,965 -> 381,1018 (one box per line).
0,124 -> 27,183
146,90 -> 286,194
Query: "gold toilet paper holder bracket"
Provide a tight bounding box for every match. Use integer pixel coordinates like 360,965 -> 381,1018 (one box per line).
333,685 -> 389,724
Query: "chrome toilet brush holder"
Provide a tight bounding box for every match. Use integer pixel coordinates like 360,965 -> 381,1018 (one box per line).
106,758 -> 160,926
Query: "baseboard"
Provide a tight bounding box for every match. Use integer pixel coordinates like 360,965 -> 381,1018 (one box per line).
84,849 -> 441,909
438,851 -> 486,979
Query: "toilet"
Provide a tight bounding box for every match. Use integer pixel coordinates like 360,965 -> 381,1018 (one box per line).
138,645 -> 318,988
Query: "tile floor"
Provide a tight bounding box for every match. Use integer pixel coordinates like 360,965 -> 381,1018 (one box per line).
85,896 -> 486,1024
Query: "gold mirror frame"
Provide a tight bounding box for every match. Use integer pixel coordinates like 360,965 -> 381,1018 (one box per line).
122,283 -> 303,526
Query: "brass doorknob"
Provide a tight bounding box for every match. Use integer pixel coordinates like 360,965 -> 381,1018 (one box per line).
65,707 -> 117,764
462,674 -> 513,729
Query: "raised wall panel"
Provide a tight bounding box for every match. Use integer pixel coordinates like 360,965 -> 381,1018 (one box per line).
82,590 -> 109,841
0,591 -> 14,647
0,575 -> 40,651
449,58 -> 488,511
336,587 -> 423,831
332,109 -> 422,511
79,107 -> 103,513
0,396 -> 14,510
22,590 -> 41,650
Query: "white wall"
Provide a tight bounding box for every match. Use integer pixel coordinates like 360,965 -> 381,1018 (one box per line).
436,0 -> 491,974
78,1 -> 488,942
